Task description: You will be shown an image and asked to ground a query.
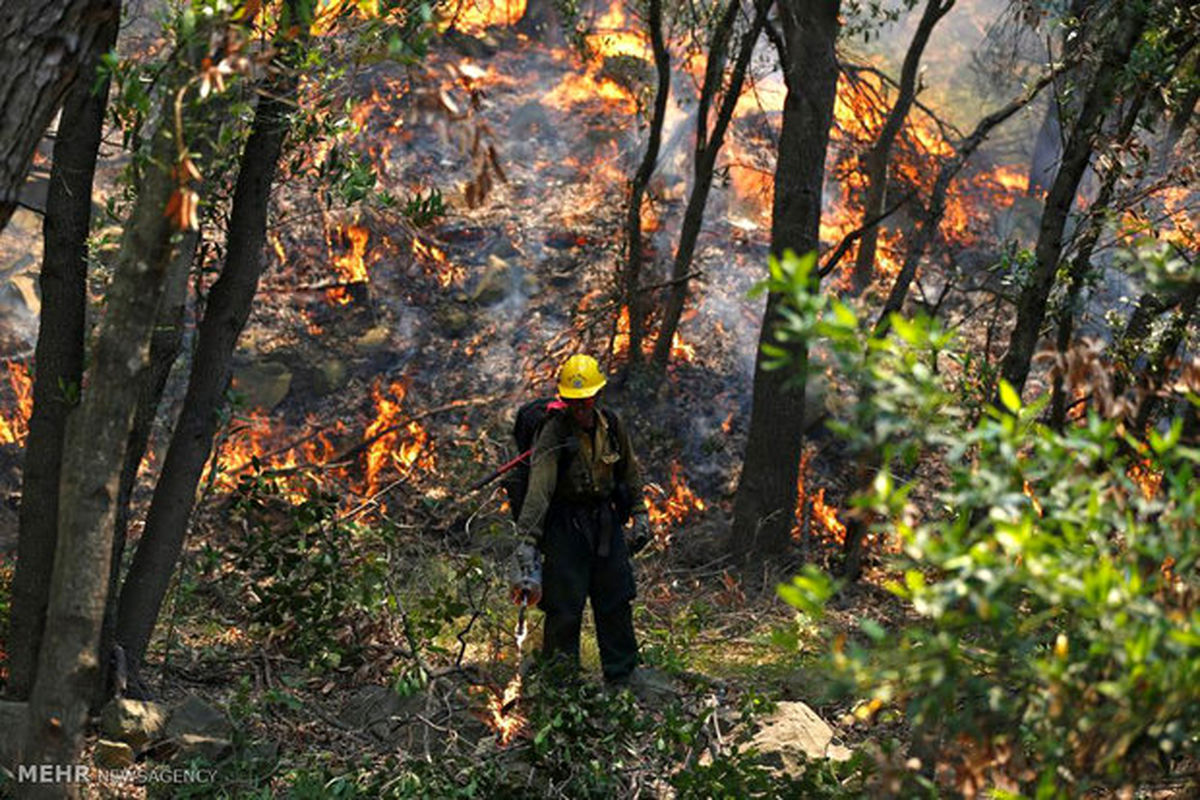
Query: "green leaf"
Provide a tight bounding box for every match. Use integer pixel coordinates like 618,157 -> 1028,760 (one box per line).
998,380 -> 1022,414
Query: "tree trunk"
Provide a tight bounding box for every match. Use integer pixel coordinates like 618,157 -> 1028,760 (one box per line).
1049,91 -> 1146,429
622,0 -> 669,372
5,5 -> 118,701
999,0 -> 1148,398
115,76 -> 297,672
0,0 -> 119,233
651,0 -> 770,373
98,229 -> 198,703
21,99 -> 179,781
731,0 -> 839,562
848,0 -> 954,295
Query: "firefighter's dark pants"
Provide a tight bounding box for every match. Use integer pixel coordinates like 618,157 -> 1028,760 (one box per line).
539,502 -> 638,682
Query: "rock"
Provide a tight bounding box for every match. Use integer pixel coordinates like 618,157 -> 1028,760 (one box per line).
173,734 -> 234,764
355,325 -> 391,352
617,667 -> 678,706
435,305 -> 472,338
749,701 -> 852,772
165,695 -> 233,741
339,685 -> 424,743
93,740 -> 136,769
230,362 -> 292,410
470,256 -> 512,305
100,698 -> 168,749
312,359 -> 348,396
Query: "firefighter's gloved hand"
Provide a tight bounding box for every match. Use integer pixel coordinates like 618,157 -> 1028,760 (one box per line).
628,512 -> 652,555
510,540 -> 542,606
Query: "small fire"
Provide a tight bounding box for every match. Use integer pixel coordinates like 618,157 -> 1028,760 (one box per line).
0,361 -> 33,446
363,379 -> 435,499
645,461 -> 707,546
442,0 -> 526,35
364,379 -> 406,496
213,410 -> 312,503
791,447 -> 848,546
609,306 -> 697,364
480,672 -> 525,746
412,238 -> 464,288
326,223 -> 371,305
811,488 -> 846,545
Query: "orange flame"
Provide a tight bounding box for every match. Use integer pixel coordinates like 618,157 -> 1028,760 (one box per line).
443,0 -> 526,35
479,672 -> 526,746
0,361 -> 33,446
610,306 -> 696,364
791,447 -> 847,546
412,238 -> 464,288
363,379 -> 435,500
811,488 -> 846,545
645,461 -> 707,547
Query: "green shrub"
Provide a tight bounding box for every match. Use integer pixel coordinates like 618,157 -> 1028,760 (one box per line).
230,473 -> 388,666
764,250 -> 1200,797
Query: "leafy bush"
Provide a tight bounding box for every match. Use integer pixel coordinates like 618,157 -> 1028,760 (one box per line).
230,473 -> 389,666
765,250 -> 1200,797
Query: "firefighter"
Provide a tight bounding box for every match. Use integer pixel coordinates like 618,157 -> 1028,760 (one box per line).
510,354 -> 652,683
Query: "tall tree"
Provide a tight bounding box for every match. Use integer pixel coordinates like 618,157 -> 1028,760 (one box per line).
731,0 -> 840,561
115,53 -> 302,675
622,0 -> 669,372
5,1 -> 120,701
999,0 -> 1149,397
0,0 -> 120,233
21,77 -> 191,780
650,0 -> 772,373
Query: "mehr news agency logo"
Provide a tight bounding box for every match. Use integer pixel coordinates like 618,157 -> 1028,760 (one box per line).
13,763 -> 218,787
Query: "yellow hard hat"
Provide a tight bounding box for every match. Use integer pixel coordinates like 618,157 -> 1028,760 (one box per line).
557,354 -> 607,399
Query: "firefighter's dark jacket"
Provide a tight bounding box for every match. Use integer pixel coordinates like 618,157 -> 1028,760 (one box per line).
516,407 -> 646,545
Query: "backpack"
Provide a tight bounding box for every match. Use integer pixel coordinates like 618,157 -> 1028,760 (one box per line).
502,397 -> 631,523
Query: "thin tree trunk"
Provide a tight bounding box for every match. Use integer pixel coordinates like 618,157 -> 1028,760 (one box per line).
1050,91 -> 1146,429
623,0 -> 669,371
731,0 -> 839,562
6,5 -> 118,701
999,0 -> 1148,398
0,0 -> 119,233
115,75 -> 297,672
22,94 -> 180,782
651,0 -> 771,373
849,0 -> 955,295
98,229 -> 198,703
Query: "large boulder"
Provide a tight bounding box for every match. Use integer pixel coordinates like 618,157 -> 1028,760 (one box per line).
749,700 -> 853,773
165,695 -> 233,741
338,685 -> 425,744
100,698 -> 168,749
230,362 -> 292,410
